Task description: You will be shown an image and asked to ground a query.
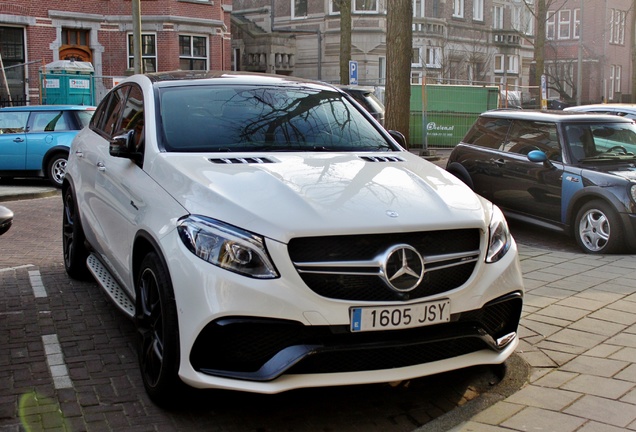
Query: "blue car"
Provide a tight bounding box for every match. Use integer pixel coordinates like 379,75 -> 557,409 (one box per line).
0,105 -> 95,187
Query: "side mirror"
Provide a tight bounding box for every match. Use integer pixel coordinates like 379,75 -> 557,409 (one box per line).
388,130 -> 407,148
110,130 -> 142,165
527,149 -> 553,168
0,205 -> 14,236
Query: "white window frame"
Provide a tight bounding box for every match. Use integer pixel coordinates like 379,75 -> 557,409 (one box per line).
413,0 -> 425,18
329,0 -> 340,15
453,0 -> 464,18
411,72 -> 423,85
613,9 -> 626,45
127,33 -> 157,72
546,11 -> 555,40
292,0 -> 308,19
558,9 -> 571,39
353,0 -> 378,14
411,47 -> 423,67
493,5 -> 504,30
507,55 -> 519,74
494,54 -> 504,73
609,65 -> 615,99
379,56 -> 386,85
179,34 -> 208,71
473,0 -> 484,21
573,8 -> 580,39
426,47 -> 441,68
511,6 -> 521,31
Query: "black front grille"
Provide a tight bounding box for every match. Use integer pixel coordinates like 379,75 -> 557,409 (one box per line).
288,229 -> 481,301
190,292 -> 523,381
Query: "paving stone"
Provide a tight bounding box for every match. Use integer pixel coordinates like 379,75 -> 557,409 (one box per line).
535,305 -> 590,322
620,387 -> 636,404
545,328 -> 607,350
564,395 -> 636,428
608,346 -> 636,362
577,421 -> 636,432
531,370 -> 578,388
560,355 -> 629,378
501,406 -> 586,432
504,385 -> 582,410
568,317 -> 626,337
561,374 -> 634,399
616,364 -> 636,383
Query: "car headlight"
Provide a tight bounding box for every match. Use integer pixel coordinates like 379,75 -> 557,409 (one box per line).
177,215 -> 279,279
486,205 -> 512,263
630,184 -> 636,203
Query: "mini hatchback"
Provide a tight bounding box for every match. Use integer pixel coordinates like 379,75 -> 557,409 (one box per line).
0,105 -> 95,186
447,109 -> 636,254
63,71 -> 523,405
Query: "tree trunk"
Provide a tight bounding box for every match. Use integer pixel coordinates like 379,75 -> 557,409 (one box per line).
385,0 -> 413,147
339,0 -> 352,85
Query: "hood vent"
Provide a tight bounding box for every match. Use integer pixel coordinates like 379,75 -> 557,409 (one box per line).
360,155 -> 405,163
210,157 -> 275,164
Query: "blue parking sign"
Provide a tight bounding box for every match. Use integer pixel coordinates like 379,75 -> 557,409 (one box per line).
349,60 -> 358,85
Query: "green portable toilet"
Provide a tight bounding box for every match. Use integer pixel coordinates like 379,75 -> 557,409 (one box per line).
39,60 -> 95,105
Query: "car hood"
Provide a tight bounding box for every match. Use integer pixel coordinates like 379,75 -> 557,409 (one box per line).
150,152 -> 488,243
608,167 -> 636,181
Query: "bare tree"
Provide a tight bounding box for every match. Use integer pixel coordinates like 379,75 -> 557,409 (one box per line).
385,0 -> 413,145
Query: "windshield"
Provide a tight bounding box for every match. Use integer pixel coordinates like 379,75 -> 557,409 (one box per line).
564,122 -> 636,161
158,85 -> 394,152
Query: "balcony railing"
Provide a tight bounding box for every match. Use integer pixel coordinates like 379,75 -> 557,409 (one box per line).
492,30 -> 520,46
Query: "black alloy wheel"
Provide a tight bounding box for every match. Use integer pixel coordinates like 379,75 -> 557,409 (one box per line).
136,252 -> 182,405
62,188 -> 91,280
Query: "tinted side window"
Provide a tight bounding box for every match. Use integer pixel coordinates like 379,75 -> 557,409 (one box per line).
29,111 -> 69,132
505,120 -> 560,160
464,117 -> 511,150
94,86 -> 129,138
118,85 -> 145,152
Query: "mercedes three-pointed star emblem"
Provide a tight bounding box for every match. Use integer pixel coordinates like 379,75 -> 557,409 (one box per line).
381,244 -> 425,292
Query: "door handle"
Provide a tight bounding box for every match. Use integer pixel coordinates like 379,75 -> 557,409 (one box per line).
492,158 -> 506,166
96,161 -> 106,172
75,150 -> 84,158
13,137 -> 25,143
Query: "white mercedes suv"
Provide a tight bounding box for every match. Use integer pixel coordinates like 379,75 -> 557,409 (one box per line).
63,71 -> 524,405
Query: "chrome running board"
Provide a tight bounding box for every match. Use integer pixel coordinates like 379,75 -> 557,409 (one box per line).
87,254 -> 135,319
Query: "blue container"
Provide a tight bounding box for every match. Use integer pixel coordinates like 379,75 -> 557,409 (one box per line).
39,61 -> 95,105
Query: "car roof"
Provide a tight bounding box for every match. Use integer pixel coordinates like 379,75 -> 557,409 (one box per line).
481,109 -> 634,123
142,70 -> 337,92
564,103 -> 636,112
0,105 -> 95,112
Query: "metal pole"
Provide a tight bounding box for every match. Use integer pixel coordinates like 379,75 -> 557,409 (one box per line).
576,0 -> 583,105
132,0 -> 143,74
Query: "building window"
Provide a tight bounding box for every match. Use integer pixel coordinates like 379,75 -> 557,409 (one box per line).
610,9 -> 626,45
426,47 -> 441,68
411,72 -> 422,85
473,0 -> 483,21
411,47 -> 422,67
453,0 -> 464,18
493,5 -> 504,30
413,0 -> 425,18
573,8 -> 580,39
546,11 -> 555,39
379,56 -> 386,85
128,34 -> 157,72
558,9 -> 570,39
292,0 -> 307,19
609,65 -> 622,99
61,28 -> 92,62
179,35 -> 207,70
354,0 -> 377,13
494,55 -> 518,74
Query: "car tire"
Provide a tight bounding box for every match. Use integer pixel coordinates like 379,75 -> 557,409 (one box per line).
574,200 -> 624,254
136,252 -> 183,406
62,187 -> 92,280
47,153 -> 68,188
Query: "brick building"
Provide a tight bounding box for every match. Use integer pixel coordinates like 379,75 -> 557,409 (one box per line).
0,0 -> 233,106
543,0 -> 633,104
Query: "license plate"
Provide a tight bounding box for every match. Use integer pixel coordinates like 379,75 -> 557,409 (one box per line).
350,299 -> 451,332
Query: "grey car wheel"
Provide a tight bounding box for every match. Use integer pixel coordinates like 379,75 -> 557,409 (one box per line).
47,154 -> 68,188
575,200 -> 624,254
